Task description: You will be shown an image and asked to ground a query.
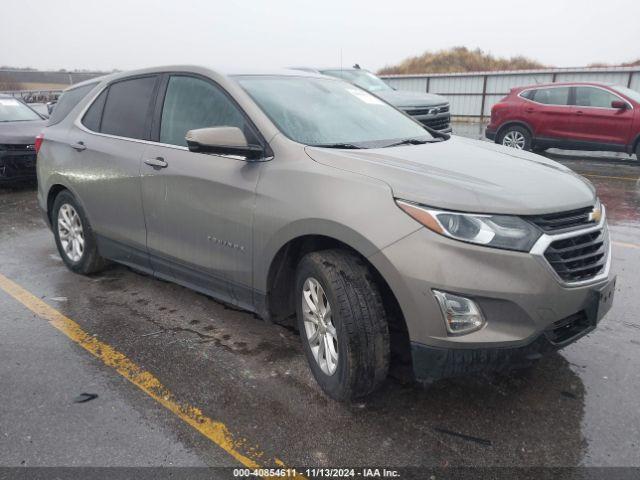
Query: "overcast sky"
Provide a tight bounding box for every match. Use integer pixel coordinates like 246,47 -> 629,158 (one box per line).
1,0 -> 638,72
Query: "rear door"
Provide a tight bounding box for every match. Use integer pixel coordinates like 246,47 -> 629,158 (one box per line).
72,75 -> 159,270
570,86 -> 633,146
523,86 -> 574,140
140,74 -> 264,309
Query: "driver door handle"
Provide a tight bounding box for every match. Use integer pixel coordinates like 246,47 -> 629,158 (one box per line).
144,157 -> 168,168
576,110 -> 584,116
70,141 -> 86,152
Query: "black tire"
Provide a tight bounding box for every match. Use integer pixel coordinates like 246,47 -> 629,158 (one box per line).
52,190 -> 109,274
497,125 -> 532,151
635,142 -> 640,160
295,249 -> 390,401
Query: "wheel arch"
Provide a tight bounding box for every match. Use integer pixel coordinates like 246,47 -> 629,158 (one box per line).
46,182 -> 93,228
262,232 -> 412,377
496,120 -> 535,142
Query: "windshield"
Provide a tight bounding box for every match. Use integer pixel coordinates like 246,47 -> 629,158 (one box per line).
0,98 -> 42,122
236,76 -> 431,147
321,69 -> 392,93
611,85 -> 640,104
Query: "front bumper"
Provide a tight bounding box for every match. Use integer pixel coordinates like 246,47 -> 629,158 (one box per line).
485,126 -> 497,141
411,289 -> 613,382
369,215 -> 614,380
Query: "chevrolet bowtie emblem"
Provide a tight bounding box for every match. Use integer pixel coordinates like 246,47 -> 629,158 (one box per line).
588,207 -> 602,223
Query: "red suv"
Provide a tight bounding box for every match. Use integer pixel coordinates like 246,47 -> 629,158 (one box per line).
486,82 -> 640,158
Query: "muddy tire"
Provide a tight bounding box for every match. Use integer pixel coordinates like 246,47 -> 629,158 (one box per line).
52,190 -> 109,275
295,249 -> 390,401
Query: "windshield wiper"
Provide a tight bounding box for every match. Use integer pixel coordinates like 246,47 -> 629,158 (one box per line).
311,143 -> 363,149
383,138 -> 442,148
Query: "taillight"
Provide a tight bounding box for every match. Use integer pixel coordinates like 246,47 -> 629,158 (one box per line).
35,133 -> 44,154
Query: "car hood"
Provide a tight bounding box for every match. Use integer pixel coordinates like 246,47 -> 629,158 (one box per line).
0,120 -> 47,145
376,89 -> 448,108
305,136 -> 596,215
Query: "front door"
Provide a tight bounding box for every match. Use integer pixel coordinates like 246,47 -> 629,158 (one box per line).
140,74 -> 264,309
570,86 -> 633,147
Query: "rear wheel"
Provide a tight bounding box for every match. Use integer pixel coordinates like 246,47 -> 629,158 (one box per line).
635,142 -> 640,160
52,190 -> 109,274
498,125 -> 532,151
295,249 -> 390,401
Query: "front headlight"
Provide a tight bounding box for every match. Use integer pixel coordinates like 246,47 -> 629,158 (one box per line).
396,200 -> 542,252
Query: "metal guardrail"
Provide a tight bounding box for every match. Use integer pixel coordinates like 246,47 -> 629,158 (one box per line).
380,66 -> 640,119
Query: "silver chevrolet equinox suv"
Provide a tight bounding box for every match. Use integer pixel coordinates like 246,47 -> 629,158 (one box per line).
37,66 -> 615,401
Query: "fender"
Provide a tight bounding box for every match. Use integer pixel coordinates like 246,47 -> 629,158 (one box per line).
496,119 -> 536,139
254,218 -> 384,295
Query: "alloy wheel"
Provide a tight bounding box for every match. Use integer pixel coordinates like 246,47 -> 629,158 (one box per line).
57,204 -> 85,262
502,130 -> 526,149
302,277 -> 339,376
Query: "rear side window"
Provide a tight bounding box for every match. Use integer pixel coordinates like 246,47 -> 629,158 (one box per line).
100,76 -> 158,140
159,75 -> 247,147
532,87 -> 570,106
575,87 -> 621,108
520,89 -> 536,100
48,83 -> 97,125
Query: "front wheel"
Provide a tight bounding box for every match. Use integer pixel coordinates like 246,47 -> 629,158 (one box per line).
295,250 -> 390,401
498,126 -> 532,151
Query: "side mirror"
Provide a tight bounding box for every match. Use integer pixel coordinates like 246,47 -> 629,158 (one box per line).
185,126 -> 264,160
611,100 -> 627,109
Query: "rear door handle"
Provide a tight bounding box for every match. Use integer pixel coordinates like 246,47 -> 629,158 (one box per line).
144,157 -> 168,168
525,108 -> 535,113
70,141 -> 86,152
576,110 -> 584,116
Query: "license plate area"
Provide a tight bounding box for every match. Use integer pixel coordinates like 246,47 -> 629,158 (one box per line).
594,276 -> 616,322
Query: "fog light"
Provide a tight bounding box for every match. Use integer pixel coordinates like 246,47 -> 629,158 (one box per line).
432,290 -> 485,335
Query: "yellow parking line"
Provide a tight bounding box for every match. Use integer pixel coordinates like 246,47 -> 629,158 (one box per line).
613,240 -> 640,250
582,174 -> 639,182
0,272 -> 301,477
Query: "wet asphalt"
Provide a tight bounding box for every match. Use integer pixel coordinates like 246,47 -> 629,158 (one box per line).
0,125 -> 639,469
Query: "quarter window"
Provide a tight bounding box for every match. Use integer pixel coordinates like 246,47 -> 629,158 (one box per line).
159,75 -> 247,147
48,83 -> 97,125
100,76 -> 158,140
81,89 -> 107,132
575,87 -> 622,108
531,87 -> 570,106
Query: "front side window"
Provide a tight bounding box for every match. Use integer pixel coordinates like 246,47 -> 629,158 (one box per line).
0,97 -> 42,122
575,87 -> 622,108
321,70 -> 392,93
237,76 -> 431,147
612,85 -> 640,104
532,87 -> 570,106
100,76 -> 158,140
159,76 -> 247,147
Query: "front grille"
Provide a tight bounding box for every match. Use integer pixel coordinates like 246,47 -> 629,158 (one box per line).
546,311 -> 592,344
405,104 -> 449,116
2,144 -> 35,151
420,115 -> 451,131
544,227 -> 608,282
528,206 -> 595,232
